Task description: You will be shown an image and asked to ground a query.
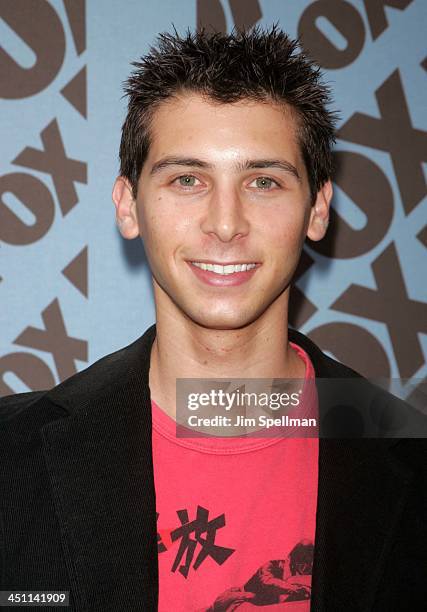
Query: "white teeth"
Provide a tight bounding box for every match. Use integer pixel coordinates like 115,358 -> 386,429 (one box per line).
191,262 -> 257,275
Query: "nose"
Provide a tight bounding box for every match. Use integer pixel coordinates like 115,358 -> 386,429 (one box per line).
200,184 -> 250,242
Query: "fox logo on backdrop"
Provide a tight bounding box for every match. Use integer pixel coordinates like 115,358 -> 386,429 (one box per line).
1,0 -> 426,400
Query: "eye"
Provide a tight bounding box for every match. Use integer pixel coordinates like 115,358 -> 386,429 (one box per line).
249,176 -> 281,190
174,175 -> 201,188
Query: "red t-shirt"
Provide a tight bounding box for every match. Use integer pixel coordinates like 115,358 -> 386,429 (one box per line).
152,342 -> 319,612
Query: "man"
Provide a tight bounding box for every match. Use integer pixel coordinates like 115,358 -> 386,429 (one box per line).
0,27 -> 425,612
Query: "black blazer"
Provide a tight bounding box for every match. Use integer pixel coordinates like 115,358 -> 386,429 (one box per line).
1,325 -> 426,611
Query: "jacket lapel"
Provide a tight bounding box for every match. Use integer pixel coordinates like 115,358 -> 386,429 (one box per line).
40,324 -> 413,611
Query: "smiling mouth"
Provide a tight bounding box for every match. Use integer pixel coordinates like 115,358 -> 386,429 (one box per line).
190,261 -> 259,275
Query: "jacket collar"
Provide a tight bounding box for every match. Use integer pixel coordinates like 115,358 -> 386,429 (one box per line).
40,324 -> 413,611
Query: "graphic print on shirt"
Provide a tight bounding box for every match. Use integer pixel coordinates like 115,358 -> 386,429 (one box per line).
157,506 -> 236,578
200,540 -> 313,611
157,507 -> 313,610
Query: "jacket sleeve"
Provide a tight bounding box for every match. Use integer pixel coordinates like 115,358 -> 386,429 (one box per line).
0,506 -> 4,588
0,390 -> 49,588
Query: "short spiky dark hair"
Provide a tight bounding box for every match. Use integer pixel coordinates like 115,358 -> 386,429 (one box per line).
119,26 -> 337,201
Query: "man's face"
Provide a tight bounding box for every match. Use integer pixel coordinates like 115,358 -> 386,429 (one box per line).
115,93 -> 330,330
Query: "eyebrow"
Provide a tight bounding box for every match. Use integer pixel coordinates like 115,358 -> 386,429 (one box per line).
149,157 -> 301,181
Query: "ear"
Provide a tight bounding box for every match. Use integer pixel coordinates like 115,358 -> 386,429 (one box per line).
306,180 -> 333,242
112,176 -> 140,239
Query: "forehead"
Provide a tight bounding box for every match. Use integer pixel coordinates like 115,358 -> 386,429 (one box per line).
146,92 -> 303,166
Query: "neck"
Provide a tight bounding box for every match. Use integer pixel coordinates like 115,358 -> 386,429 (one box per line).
148,287 -> 305,421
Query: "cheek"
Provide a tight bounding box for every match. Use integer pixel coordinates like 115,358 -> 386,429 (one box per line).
139,202 -> 193,264
137,196 -> 168,242
260,210 -> 307,248
259,211 -> 308,277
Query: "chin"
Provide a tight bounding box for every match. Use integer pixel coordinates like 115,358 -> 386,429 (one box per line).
187,306 -> 260,331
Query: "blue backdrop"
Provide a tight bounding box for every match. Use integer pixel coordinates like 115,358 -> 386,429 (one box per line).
1,0 -> 426,399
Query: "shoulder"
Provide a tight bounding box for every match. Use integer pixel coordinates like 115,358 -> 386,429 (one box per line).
289,328 -> 427,439
0,324 -> 156,432
0,342 -> 132,464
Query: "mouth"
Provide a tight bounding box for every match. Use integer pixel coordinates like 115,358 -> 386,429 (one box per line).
186,260 -> 261,286
190,261 -> 259,275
